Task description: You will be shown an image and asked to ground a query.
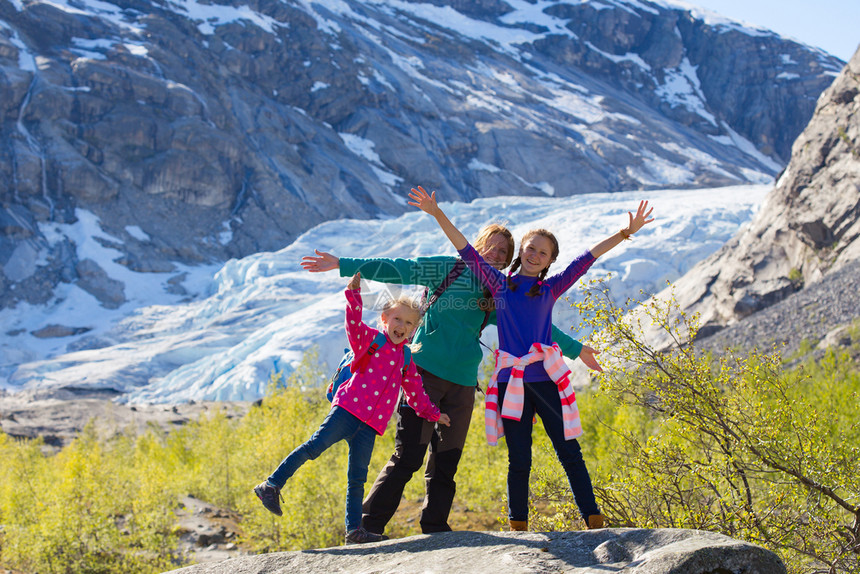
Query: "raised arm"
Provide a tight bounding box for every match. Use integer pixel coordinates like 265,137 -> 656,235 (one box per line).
303,248 -> 455,289
589,200 -> 655,259
410,186 -> 506,294
344,273 -> 374,354
408,186 -> 468,251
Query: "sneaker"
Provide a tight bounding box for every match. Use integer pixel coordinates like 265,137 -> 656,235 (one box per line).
253,482 -> 283,516
345,527 -> 389,545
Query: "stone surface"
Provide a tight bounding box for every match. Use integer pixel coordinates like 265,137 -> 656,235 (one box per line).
0,387 -> 249,452
166,529 -> 786,574
699,259 -> 860,359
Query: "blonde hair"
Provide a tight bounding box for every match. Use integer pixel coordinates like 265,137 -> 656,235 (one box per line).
473,223 -> 515,313
377,296 -> 424,351
381,296 -> 423,315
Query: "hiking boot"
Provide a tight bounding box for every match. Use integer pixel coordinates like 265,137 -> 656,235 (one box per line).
253,482 -> 283,516
509,519 -> 528,531
345,527 -> 389,545
586,514 -> 605,529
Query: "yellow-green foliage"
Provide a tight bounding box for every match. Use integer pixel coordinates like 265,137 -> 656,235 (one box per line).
4,295 -> 858,574
0,348 -> 509,572
0,425 -> 180,573
534,278 -> 860,574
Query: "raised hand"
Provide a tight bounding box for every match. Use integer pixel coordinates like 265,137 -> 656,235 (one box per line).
348,272 -> 361,291
409,185 -> 468,250
592,200 -> 655,257
626,200 -> 655,235
301,250 -> 339,273
407,186 -> 441,216
578,345 -> 603,372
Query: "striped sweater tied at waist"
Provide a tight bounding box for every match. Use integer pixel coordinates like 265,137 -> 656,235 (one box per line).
485,342 -> 582,446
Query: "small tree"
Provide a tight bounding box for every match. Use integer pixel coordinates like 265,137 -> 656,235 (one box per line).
565,278 -> 860,574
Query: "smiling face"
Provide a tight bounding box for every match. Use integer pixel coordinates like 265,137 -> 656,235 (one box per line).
518,233 -> 558,277
474,225 -> 514,270
478,233 -> 512,270
381,302 -> 421,345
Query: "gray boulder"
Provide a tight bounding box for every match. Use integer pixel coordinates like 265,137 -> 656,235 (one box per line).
167,529 -> 786,574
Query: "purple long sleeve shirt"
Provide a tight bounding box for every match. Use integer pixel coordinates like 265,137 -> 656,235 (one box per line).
458,244 -> 595,383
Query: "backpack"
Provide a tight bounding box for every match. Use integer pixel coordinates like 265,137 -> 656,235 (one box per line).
327,332 -> 413,402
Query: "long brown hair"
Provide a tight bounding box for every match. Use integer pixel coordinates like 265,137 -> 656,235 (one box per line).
473,224 -> 514,268
507,229 -> 559,297
473,224 -> 514,312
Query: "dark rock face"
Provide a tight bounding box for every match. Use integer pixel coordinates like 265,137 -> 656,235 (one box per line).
535,2 -> 836,160
74,258 -> 125,308
0,0 -> 844,312
661,45 -> 860,333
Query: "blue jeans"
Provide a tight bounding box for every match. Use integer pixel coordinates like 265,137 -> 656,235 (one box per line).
267,406 -> 377,532
499,380 -> 600,523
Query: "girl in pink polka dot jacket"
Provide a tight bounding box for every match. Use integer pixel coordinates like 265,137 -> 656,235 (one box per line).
254,272 -> 450,545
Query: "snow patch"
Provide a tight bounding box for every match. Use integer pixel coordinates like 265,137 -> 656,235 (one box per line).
2,24 -> 36,70
340,132 -> 404,193
585,41 -> 652,71
656,58 -> 716,125
125,225 -> 150,242
719,121 -> 782,173
468,159 -> 501,173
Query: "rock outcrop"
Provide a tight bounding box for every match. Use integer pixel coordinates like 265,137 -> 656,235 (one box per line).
699,259 -> 860,358
167,529 -> 786,574
0,0 -> 843,312
658,45 -> 860,337
0,386 -> 249,452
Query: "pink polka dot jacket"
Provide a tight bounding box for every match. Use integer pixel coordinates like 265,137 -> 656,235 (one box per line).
332,287 -> 441,435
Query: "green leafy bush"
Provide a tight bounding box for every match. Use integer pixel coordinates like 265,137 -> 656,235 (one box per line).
0,425 -> 180,573
529,279 -> 860,574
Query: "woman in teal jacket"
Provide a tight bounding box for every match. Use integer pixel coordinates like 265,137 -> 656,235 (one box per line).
301,224 -> 601,535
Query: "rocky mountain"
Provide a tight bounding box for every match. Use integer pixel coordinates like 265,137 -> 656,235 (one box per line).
662,45 -> 860,338
0,0 -> 843,313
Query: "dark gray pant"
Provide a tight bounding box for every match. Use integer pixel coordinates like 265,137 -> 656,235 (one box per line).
362,368 -> 475,534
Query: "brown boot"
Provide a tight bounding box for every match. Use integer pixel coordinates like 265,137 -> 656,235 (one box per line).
586,514 -> 605,529
509,519 -> 528,531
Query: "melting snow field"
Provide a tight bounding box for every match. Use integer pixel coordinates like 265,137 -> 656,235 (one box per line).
0,186 -> 769,403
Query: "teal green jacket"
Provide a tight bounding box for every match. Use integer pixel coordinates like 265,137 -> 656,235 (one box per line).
339,256 -> 583,387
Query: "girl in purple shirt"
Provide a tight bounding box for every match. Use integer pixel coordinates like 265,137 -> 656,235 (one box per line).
410,186 -> 654,532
